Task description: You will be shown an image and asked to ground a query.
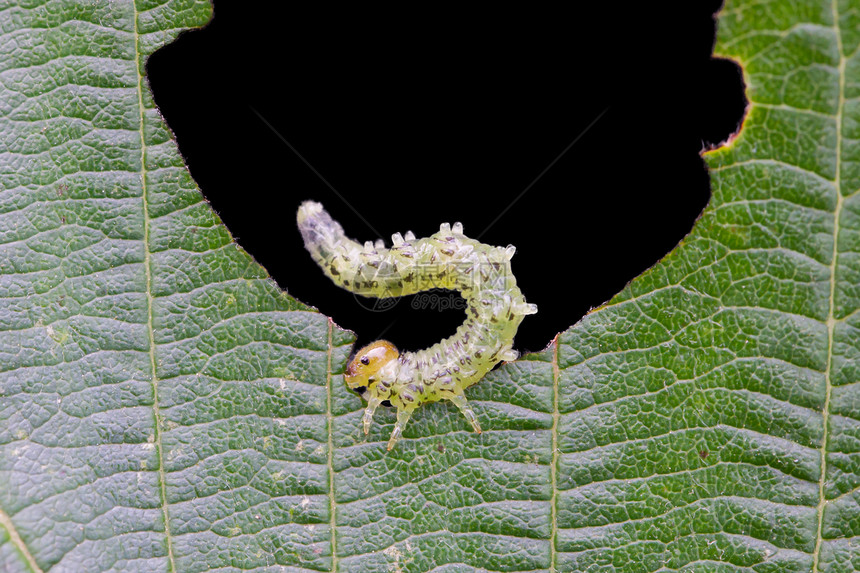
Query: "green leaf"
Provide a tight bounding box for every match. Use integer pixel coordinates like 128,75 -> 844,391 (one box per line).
1,1 -> 859,573
0,2 -> 351,571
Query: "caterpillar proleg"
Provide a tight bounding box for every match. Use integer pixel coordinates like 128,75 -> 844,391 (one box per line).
297,201 -> 537,449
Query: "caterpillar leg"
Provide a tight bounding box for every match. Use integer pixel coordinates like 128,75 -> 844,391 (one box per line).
450,393 -> 482,434
387,409 -> 413,451
362,395 -> 382,435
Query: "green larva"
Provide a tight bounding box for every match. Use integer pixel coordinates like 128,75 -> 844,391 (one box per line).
297,201 -> 537,449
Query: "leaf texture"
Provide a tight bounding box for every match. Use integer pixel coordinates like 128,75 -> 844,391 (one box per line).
1,1 -> 859,572
550,1 -> 860,570
0,2 -> 352,571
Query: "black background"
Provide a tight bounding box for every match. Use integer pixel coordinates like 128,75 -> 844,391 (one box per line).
146,1 -> 746,355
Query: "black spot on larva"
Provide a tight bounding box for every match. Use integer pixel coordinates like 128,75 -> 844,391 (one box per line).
404,273 -> 414,283
330,264 -> 340,276
381,400 -> 392,408
441,248 -> 455,256
343,280 -> 350,286
353,386 -> 367,395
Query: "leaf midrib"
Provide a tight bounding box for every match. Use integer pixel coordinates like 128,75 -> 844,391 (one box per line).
326,318 -> 338,572
134,4 -> 176,572
812,0 -> 844,569
0,507 -> 42,573
550,336 -> 560,571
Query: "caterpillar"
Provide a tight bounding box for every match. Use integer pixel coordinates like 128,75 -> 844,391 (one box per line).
297,201 -> 537,449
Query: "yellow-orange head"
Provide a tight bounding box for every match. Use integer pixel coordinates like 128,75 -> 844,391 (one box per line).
344,340 -> 399,390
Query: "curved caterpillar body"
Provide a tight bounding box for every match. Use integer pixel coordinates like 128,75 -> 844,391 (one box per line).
297,201 -> 537,449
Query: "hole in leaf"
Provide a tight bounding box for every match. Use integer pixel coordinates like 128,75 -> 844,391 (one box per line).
147,1 -> 746,354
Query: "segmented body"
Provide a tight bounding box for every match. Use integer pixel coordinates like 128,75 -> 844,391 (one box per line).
297,201 -> 537,448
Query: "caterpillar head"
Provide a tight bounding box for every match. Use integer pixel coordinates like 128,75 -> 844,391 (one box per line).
345,340 -> 399,391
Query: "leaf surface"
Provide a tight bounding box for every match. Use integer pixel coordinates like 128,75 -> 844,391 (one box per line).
1,1 -> 859,572
0,2 -> 352,571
